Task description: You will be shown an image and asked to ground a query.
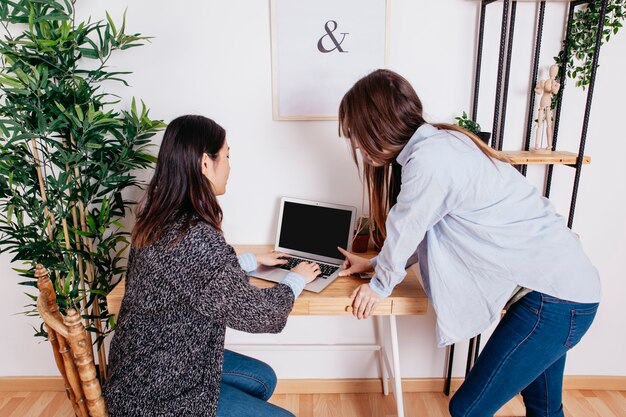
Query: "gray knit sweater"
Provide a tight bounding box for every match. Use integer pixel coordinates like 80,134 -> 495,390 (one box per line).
103,218 -> 295,416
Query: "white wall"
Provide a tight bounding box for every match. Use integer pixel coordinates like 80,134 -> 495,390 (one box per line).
1,0 -> 625,379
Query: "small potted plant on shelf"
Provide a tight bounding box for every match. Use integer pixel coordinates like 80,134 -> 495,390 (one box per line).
352,216 -> 371,253
455,111 -> 491,145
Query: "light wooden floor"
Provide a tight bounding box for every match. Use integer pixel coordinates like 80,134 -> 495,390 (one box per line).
270,390 -> 626,417
1,389 -> 624,416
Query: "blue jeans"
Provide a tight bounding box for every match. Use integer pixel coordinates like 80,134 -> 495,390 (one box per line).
216,350 -> 294,417
449,291 -> 598,417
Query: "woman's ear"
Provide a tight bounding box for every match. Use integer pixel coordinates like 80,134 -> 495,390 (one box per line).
201,153 -> 215,182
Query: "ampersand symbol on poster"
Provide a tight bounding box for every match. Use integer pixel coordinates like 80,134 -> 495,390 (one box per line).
317,20 -> 349,53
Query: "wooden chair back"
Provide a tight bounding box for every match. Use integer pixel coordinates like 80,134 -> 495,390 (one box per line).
35,264 -> 109,417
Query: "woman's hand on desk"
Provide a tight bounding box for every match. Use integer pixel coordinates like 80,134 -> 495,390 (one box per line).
337,247 -> 374,277
256,251 -> 289,267
351,284 -> 383,320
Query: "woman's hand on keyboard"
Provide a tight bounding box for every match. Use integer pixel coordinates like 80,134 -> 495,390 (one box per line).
291,262 -> 321,284
337,247 -> 374,277
256,251 -> 289,267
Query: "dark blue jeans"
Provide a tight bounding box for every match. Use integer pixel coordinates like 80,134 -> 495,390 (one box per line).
449,291 -> 598,417
216,350 -> 294,417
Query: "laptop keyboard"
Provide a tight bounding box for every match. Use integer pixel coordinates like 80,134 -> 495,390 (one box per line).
277,257 -> 339,279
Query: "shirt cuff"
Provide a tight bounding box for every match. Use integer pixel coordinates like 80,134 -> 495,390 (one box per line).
237,252 -> 257,273
369,256 -> 378,269
369,277 -> 392,297
280,272 -> 307,298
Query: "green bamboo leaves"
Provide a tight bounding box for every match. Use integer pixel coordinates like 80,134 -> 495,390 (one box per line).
0,0 -> 164,370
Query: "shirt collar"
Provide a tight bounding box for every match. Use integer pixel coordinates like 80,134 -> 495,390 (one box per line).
396,123 -> 440,166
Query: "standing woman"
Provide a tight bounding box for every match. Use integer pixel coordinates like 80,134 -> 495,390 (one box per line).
104,115 -> 320,417
337,70 -> 600,417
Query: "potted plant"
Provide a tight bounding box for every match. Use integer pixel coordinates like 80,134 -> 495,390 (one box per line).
455,111 -> 491,145
352,216 -> 370,253
0,1 -> 164,378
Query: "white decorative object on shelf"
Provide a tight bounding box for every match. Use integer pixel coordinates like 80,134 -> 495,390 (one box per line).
533,64 -> 561,153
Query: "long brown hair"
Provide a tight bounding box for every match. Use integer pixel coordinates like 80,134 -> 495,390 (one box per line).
338,69 -> 509,247
132,115 -> 226,248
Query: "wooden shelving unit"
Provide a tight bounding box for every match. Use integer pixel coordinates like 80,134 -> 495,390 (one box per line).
469,0 -> 607,228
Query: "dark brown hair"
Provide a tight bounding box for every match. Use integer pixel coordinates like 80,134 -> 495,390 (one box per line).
132,115 -> 226,248
338,69 -> 509,247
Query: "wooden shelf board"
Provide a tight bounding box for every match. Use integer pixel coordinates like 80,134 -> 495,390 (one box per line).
498,150 -> 590,165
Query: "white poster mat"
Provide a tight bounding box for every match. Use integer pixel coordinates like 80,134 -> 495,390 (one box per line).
271,0 -> 388,120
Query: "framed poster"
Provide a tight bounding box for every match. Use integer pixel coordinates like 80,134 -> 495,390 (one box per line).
271,0 -> 389,120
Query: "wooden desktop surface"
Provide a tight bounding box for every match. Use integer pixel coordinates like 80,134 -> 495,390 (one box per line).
107,245 -> 428,317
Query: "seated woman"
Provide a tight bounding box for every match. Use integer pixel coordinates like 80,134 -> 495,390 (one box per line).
103,115 -> 320,417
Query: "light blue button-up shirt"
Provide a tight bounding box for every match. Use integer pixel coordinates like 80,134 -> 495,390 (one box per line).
369,124 -> 601,347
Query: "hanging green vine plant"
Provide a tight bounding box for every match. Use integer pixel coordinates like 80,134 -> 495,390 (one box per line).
554,0 -> 625,89
0,0 -> 165,376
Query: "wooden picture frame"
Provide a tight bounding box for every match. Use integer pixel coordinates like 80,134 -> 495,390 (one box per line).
271,0 -> 389,120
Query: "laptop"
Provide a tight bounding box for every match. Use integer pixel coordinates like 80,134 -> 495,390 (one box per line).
252,197 -> 357,293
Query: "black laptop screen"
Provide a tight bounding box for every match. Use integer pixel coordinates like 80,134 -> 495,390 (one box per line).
278,201 -> 352,260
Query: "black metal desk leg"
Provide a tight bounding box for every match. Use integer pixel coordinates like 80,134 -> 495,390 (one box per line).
445,343 -> 455,396
465,337 -> 476,376
474,334 -> 482,364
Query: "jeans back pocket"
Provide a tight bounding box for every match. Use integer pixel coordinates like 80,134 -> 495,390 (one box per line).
565,304 -> 598,349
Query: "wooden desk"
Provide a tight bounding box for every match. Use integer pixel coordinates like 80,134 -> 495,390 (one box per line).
107,245 -> 426,317
106,245 -> 428,417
